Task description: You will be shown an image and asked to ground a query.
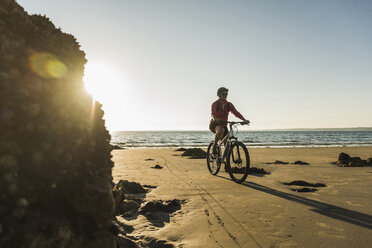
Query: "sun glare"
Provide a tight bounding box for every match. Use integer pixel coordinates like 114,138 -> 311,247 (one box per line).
83,61 -> 123,102
83,61 -> 126,131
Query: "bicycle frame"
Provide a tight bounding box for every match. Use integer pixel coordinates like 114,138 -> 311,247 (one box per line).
217,123 -> 239,163
207,120 -> 250,183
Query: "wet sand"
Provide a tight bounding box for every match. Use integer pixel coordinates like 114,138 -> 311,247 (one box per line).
112,147 -> 372,248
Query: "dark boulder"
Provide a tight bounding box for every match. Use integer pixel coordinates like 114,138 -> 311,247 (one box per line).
292,188 -> 318,193
121,200 -> 140,214
116,235 -> 139,248
175,148 -> 187,152
351,157 -> 362,163
115,180 -> 147,195
181,148 -> 207,158
284,181 -> 326,187
347,161 -> 364,167
0,1 -> 115,247
292,161 -> 309,165
263,160 -> 289,165
151,164 -> 163,169
143,185 -> 157,189
274,160 -> 289,164
338,152 -> 351,165
336,154 -> 371,167
139,199 -> 182,214
147,239 -> 174,248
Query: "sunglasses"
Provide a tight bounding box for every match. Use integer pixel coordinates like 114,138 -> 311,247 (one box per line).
220,92 -> 228,96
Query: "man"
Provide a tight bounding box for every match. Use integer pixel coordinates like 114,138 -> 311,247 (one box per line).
209,87 -> 250,155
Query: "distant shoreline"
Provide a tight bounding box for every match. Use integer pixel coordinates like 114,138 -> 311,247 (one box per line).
111,129 -> 372,149
112,127 -> 372,132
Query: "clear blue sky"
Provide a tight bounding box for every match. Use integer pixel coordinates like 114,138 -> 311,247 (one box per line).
18,0 -> 372,131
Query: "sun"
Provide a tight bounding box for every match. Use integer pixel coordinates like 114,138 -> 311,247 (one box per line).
83,61 -> 123,102
83,61 -> 126,131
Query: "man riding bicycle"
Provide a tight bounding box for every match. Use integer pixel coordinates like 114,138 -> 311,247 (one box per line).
209,87 -> 250,155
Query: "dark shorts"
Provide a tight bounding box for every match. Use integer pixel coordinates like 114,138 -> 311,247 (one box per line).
209,120 -> 228,136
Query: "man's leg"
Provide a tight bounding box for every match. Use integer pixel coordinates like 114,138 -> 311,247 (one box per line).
213,125 -> 224,154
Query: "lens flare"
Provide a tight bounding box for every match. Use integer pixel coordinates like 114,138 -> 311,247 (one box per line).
29,52 -> 67,79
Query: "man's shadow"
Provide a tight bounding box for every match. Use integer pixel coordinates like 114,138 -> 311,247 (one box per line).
216,175 -> 372,229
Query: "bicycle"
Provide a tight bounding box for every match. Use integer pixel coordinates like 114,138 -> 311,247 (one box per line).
206,121 -> 250,183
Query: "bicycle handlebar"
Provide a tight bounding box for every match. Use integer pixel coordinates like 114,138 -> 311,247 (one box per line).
227,121 -> 249,126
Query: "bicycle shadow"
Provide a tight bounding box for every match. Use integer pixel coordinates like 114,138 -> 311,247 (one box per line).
217,167 -> 269,178
216,175 -> 372,229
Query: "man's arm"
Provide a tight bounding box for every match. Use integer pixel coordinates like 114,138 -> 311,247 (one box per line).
230,103 -> 250,124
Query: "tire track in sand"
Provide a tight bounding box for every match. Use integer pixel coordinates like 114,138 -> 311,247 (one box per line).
146,151 -> 263,248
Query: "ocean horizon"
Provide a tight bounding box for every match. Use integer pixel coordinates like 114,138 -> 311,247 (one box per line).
111,129 -> 372,149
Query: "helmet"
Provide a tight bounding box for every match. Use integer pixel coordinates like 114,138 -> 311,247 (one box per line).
217,87 -> 228,96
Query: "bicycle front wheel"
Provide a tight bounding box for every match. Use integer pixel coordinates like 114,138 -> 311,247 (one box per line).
207,142 -> 221,175
226,141 -> 250,183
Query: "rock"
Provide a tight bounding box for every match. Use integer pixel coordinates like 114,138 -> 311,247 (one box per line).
151,164 -> 163,169
263,160 -> 289,165
181,148 -> 207,158
113,180 -> 147,215
110,222 -> 120,236
113,188 -> 126,214
284,181 -> 326,187
139,201 -> 166,214
292,161 -> 309,165
145,158 -> 154,161
12,208 -> 25,218
139,199 -> 182,214
175,148 -> 187,151
351,157 -> 362,163
348,161 -> 364,167
338,152 -> 351,164
0,1 -> 115,246
115,180 -> 147,194
84,231 -> 116,248
335,154 -> 372,167
292,188 -> 318,193
274,160 -> 289,164
121,200 -> 140,214
143,185 -> 157,189
113,220 -> 134,234
147,238 -> 174,248
166,199 -> 182,209
116,235 -> 139,248
16,198 -> 28,208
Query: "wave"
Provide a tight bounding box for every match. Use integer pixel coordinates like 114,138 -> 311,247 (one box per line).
111,130 -> 372,149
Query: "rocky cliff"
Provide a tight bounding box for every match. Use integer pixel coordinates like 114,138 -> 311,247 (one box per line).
0,0 -> 115,247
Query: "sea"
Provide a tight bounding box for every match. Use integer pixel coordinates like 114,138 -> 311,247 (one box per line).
111,130 -> 372,149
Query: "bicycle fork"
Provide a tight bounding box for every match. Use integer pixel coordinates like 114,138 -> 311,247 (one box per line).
231,143 -> 242,164
218,141 -> 230,162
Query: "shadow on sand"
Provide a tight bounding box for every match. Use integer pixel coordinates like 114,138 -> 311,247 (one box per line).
216,175 -> 372,229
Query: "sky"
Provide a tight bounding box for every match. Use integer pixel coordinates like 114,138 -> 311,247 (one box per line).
18,0 -> 372,131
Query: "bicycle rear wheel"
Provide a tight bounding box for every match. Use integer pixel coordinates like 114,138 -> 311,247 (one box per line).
226,141 -> 250,183
207,142 -> 221,175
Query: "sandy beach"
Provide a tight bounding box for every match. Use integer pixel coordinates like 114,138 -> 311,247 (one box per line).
112,147 -> 372,248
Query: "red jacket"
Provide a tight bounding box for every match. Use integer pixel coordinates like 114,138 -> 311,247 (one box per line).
211,100 -> 244,124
